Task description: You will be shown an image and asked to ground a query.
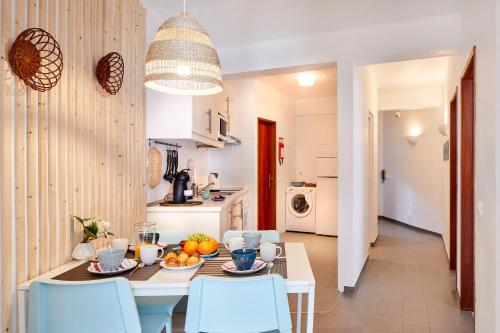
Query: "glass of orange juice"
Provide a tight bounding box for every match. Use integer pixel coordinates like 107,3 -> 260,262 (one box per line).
134,222 -> 156,260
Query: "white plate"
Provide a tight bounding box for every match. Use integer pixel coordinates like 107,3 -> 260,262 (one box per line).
221,260 -> 267,275
160,258 -> 205,271
88,259 -> 137,275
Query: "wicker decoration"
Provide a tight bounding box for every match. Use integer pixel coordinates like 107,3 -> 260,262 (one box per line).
8,28 -> 63,92
144,11 -> 223,96
96,52 -> 124,95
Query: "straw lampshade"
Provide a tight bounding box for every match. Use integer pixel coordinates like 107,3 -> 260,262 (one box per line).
144,11 -> 223,95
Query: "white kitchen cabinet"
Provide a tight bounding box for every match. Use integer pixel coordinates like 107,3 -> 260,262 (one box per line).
147,89 -> 226,148
146,189 -> 248,242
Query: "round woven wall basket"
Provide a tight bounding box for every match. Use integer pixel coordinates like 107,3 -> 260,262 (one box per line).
8,28 -> 63,92
96,52 -> 124,95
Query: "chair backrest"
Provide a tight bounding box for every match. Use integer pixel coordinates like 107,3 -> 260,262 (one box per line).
28,278 -> 141,333
185,275 -> 292,333
223,230 -> 280,243
157,229 -> 189,245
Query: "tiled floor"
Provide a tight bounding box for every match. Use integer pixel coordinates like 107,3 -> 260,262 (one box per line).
282,219 -> 474,333
172,219 -> 474,332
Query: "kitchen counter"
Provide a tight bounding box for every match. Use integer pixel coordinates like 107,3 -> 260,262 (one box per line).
146,187 -> 248,241
147,187 -> 248,213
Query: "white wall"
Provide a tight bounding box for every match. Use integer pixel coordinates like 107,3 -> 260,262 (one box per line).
361,68 -> 379,245
457,1 -> 498,331
381,109 -> 446,234
378,85 -> 443,111
147,141 -> 209,203
207,79 -> 257,227
295,97 -> 337,183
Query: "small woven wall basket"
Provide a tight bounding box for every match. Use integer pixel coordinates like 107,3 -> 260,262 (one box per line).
8,28 -> 63,92
96,52 -> 124,95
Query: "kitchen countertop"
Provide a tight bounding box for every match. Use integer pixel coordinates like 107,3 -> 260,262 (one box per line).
147,187 -> 248,213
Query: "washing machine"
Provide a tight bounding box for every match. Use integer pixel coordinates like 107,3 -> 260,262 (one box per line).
285,186 -> 316,233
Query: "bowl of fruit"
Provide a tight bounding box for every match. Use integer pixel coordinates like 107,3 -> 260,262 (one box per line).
181,233 -> 219,259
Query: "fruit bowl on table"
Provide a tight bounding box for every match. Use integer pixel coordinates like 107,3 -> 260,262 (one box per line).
160,257 -> 205,271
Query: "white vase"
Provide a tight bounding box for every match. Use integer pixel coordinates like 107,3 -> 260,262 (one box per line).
72,242 -> 96,260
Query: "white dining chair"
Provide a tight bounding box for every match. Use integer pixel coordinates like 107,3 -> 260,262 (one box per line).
185,275 -> 292,333
223,230 -> 281,243
28,278 -> 171,333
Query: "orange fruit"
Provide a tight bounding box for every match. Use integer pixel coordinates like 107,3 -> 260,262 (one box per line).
197,241 -> 214,255
184,240 -> 199,255
208,238 -> 218,251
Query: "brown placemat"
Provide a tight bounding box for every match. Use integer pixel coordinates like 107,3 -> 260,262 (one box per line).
192,243 -> 287,279
53,253 -> 162,282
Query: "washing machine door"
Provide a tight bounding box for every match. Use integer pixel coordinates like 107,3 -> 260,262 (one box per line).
288,192 -> 314,218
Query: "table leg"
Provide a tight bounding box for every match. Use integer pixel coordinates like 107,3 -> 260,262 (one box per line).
18,290 -> 28,333
296,293 -> 302,333
306,285 -> 315,333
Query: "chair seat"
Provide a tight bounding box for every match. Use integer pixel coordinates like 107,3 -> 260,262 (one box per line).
139,313 -> 171,333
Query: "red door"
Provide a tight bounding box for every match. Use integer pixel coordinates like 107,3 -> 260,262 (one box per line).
257,118 -> 276,230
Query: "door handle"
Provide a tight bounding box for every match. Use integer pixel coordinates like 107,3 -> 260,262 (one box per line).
207,108 -> 212,133
268,174 -> 273,188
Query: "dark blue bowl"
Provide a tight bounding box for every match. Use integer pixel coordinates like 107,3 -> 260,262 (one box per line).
231,248 -> 257,271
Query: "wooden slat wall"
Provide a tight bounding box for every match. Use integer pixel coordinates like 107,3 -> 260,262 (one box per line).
0,0 -> 146,331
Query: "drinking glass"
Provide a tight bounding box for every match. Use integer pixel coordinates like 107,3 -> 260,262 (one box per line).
134,222 -> 156,260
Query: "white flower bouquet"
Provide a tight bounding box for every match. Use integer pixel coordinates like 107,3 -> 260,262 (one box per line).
71,216 -> 114,243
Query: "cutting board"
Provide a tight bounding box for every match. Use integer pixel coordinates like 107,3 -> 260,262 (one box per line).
147,147 -> 162,188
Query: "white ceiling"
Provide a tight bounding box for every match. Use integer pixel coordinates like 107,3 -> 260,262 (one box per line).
370,56 -> 450,91
255,68 -> 337,99
141,0 -> 459,49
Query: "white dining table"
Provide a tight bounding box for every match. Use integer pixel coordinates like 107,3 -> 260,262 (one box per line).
18,242 -> 315,333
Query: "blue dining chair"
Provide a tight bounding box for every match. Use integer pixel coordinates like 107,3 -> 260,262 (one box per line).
185,275 -> 292,333
223,230 -> 281,243
157,229 -> 189,245
28,278 -> 171,333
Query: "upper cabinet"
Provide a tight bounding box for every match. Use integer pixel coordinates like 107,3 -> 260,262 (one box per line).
147,89 -> 228,148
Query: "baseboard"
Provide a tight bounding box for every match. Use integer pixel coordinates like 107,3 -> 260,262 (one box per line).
344,255 -> 369,294
378,216 -> 442,238
370,234 -> 379,247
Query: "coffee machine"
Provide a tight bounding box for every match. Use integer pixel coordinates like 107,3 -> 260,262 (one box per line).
172,169 -> 190,203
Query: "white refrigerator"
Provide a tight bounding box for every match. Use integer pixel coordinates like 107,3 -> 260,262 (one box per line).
315,157 -> 338,236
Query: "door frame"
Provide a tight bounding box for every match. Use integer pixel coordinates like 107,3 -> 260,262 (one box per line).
449,88 -> 458,270
459,47 -> 475,311
257,117 -> 277,230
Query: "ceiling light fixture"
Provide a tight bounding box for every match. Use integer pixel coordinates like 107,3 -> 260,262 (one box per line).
297,72 -> 316,87
144,0 -> 223,95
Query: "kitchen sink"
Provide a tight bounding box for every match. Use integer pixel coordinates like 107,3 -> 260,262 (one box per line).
160,200 -> 203,206
210,188 -> 242,196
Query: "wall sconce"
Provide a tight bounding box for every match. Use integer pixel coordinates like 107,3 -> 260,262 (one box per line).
438,124 -> 448,137
407,135 -> 419,145
407,127 -> 421,145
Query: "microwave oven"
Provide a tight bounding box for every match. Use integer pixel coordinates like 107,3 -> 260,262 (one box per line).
218,113 -> 228,141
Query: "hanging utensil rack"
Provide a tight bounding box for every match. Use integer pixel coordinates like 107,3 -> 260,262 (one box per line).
148,139 -> 182,149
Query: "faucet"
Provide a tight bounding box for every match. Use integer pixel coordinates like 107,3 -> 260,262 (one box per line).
195,183 -> 214,197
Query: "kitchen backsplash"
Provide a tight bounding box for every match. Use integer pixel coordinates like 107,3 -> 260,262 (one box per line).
147,140 -> 210,203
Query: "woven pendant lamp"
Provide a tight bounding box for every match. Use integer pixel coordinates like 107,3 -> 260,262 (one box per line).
144,7 -> 223,96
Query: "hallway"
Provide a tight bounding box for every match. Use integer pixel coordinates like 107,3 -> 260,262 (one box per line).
283,219 -> 474,332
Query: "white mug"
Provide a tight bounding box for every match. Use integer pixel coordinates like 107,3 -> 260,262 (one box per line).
224,237 -> 244,252
140,244 -> 164,265
111,238 -> 129,252
260,242 -> 283,262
